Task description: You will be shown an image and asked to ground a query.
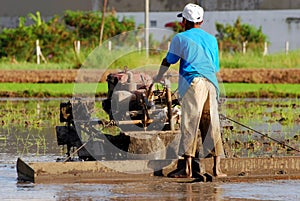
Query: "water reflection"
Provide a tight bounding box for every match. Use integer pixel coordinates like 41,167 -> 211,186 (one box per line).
5,167 -> 299,201
16,178 -> 225,201
1,156 -> 299,200
221,180 -> 300,201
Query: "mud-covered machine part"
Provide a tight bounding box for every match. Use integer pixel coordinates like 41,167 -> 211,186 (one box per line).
55,70 -> 180,161
102,71 -> 179,131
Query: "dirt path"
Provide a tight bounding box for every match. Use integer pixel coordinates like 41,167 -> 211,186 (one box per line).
1,68 -> 300,83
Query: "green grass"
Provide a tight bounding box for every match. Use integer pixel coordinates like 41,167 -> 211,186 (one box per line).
1,49 -> 299,70
0,83 -> 299,98
0,62 -> 77,70
221,83 -> 300,98
220,50 -> 300,68
0,83 -> 108,97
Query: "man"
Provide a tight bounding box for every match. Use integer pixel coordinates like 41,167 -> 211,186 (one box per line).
154,3 -> 227,178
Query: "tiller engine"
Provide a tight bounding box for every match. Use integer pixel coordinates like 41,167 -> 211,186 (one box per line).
56,69 -> 181,161
102,70 -> 180,131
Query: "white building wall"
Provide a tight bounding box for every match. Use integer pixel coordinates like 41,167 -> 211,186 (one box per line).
118,10 -> 300,53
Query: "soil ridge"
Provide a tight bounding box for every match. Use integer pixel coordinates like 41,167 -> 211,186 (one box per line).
1,68 -> 299,83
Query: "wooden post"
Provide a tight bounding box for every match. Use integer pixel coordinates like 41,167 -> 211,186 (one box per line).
73,40 -> 81,64
108,40 -> 112,51
242,41 -> 247,54
74,40 -> 81,55
99,0 -> 107,46
36,40 -> 40,64
263,42 -> 268,56
285,41 -> 289,55
36,40 -> 47,64
76,40 -> 80,54
145,0 -> 149,57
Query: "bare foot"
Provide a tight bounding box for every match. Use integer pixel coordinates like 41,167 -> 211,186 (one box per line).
213,167 -> 227,177
169,168 -> 192,178
214,171 -> 227,178
213,156 -> 227,177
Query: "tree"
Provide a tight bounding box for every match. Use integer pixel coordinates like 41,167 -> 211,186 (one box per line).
215,17 -> 268,53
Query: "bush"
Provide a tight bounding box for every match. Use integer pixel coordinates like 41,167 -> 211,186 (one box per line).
215,17 -> 268,53
0,10 -> 136,65
167,17 -> 268,54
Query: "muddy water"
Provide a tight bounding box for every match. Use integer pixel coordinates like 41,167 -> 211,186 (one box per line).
1,157 -> 300,200
0,98 -> 300,200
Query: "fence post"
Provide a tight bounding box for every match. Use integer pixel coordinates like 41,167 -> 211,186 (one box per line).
108,40 -> 112,51
36,40 -> 47,64
74,40 -> 80,55
285,41 -> 289,55
263,42 -> 268,56
36,40 -> 40,64
242,41 -> 247,54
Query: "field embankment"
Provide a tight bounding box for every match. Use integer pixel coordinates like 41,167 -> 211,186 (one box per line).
1,68 -> 300,83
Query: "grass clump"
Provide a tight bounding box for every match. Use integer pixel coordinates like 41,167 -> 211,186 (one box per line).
0,83 -> 299,99
1,49 -> 299,70
220,50 -> 300,69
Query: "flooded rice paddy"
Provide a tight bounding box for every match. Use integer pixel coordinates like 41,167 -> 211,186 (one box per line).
0,97 -> 299,200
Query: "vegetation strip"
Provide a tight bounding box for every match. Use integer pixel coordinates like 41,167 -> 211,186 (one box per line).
0,83 -> 299,98
221,83 -> 300,98
0,50 -> 299,70
1,68 -> 300,83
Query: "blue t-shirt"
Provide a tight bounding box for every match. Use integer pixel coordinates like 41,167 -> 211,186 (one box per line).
165,28 -> 220,98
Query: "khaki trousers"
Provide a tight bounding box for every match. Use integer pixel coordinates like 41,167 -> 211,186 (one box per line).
179,77 -> 224,158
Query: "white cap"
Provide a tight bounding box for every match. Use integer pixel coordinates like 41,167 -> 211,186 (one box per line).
177,3 -> 204,23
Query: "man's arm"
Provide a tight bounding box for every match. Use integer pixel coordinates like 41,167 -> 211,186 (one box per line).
154,58 -> 171,83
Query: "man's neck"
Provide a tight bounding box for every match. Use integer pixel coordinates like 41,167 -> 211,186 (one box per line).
185,23 -> 201,31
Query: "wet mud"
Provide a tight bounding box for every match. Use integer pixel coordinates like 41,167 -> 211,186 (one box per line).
1,158 -> 300,200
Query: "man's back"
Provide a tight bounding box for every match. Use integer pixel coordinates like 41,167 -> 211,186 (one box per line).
167,28 -> 220,97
